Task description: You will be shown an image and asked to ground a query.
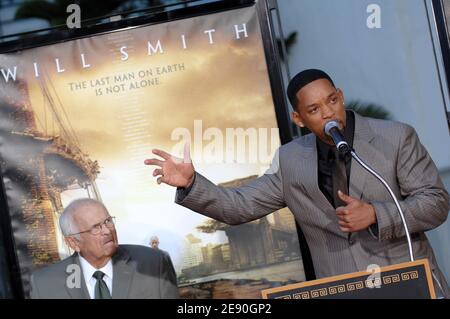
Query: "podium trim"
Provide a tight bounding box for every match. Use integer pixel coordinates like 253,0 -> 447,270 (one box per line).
261,259 -> 436,299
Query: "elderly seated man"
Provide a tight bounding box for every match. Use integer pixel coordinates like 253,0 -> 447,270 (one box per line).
30,198 -> 179,299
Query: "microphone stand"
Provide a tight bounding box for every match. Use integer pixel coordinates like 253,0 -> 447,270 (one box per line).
326,120 -> 415,261
329,119 -> 445,297
351,149 -> 449,298
348,149 -> 415,262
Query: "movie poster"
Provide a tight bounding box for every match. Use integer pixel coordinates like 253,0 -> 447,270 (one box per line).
0,5 -> 305,298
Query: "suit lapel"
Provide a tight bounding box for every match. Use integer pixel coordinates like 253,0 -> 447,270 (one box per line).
349,112 -> 376,200
297,134 -> 335,212
65,254 -> 90,299
297,112 -> 377,211
111,247 -> 135,299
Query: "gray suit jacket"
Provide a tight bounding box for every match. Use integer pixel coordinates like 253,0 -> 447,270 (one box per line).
176,112 -> 450,297
30,245 -> 179,299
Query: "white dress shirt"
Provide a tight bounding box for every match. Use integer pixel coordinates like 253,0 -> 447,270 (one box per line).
78,255 -> 113,299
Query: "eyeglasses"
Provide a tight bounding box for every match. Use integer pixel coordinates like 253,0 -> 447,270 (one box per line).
69,216 -> 116,236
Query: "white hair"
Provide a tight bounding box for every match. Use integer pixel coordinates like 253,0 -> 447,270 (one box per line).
149,236 -> 160,247
59,198 -> 107,238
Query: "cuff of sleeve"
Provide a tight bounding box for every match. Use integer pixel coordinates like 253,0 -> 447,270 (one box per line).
176,173 -> 196,202
371,201 -> 394,241
368,223 -> 379,239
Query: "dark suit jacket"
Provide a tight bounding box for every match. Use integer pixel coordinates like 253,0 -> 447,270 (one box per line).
30,244 -> 179,299
176,112 -> 450,297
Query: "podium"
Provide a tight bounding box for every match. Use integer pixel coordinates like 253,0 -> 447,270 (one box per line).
261,259 -> 436,299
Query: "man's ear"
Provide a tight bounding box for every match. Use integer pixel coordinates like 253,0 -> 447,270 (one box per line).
292,111 -> 305,128
337,88 -> 345,105
65,236 -> 81,253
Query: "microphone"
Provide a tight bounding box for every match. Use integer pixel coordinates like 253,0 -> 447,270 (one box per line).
324,120 -> 351,155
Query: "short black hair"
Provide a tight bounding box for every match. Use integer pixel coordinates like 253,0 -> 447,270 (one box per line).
287,69 -> 335,110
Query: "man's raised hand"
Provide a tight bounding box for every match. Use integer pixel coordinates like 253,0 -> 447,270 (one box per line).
144,143 -> 195,188
336,190 -> 377,233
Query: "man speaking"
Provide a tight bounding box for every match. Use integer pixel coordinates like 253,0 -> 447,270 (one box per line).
145,69 -> 450,298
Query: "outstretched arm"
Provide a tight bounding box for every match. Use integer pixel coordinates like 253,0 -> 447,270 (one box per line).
145,145 -> 286,225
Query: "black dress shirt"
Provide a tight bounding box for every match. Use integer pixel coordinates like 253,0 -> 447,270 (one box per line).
316,111 -> 355,208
